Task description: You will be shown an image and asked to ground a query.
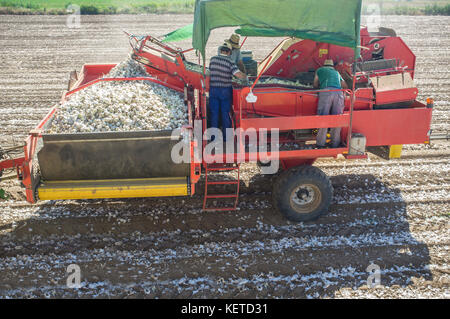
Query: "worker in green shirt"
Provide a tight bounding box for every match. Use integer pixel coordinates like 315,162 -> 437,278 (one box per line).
313,59 -> 348,148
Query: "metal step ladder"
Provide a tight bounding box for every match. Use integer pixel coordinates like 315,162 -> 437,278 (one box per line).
203,163 -> 240,211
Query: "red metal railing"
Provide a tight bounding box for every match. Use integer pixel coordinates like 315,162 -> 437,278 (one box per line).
236,85 -> 354,160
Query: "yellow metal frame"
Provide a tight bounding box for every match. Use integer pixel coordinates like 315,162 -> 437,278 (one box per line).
38,177 -> 188,200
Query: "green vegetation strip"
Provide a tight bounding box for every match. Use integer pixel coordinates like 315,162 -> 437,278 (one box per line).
0,0 -> 196,14
0,1 -> 449,15
381,3 -> 450,15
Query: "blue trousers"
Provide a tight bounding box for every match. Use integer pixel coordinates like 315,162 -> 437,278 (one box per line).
209,86 -> 233,141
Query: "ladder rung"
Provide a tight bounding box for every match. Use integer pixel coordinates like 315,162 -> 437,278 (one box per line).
206,194 -> 238,199
207,181 -> 239,185
207,167 -> 239,171
203,207 -> 237,212
203,164 -> 240,211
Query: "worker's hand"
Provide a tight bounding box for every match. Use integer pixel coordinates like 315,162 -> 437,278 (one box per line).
235,71 -> 247,80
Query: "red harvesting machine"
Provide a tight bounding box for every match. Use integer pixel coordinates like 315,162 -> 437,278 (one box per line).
0,24 -> 434,222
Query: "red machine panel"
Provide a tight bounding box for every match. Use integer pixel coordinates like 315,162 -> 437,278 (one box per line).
236,88 -> 299,117
263,40 -> 355,78
262,27 -> 416,81
345,106 -> 432,146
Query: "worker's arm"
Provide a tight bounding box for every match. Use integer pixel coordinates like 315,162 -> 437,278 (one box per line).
339,73 -> 348,89
233,70 -> 247,80
313,73 -> 320,89
232,63 -> 247,80
238,60 -> 246,74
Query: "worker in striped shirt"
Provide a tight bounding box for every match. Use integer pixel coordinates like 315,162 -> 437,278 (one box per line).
209,42 -> 247,141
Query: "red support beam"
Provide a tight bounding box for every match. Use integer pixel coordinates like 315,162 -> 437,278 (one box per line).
0,157 -> 25,170
203,147 -> 347,163
240,114 -> 350,131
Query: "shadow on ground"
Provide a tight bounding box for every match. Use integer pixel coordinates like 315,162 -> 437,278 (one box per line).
0,173 -> 432,298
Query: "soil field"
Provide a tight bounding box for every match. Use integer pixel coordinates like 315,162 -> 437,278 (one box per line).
0,15 -> 449,299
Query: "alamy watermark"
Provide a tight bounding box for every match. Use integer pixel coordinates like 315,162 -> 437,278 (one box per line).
366,263 -> 382,288
66,4 -> 81,29
171,120 -> 280,174
365,3 -> 382,32
66,264 -> 81,288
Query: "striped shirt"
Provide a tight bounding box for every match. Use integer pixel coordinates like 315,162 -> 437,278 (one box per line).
209,54 -> 239,88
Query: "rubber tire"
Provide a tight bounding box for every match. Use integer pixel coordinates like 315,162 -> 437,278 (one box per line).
31,161 -> 41,202
272,165 -> 333,222
0,147 -> 4,177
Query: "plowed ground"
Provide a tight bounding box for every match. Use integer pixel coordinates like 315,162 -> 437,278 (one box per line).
0,15 -> 448,298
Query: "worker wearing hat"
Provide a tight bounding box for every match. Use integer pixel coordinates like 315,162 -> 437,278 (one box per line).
313,59 -> 348,148
218,34 -> 246,73
209,42 -> 247,141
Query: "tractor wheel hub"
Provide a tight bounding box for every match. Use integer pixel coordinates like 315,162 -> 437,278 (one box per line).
289,183 -> 322,214
292,185 -> 315,205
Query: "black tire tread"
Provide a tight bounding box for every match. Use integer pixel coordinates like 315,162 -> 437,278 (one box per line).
272,165 -> 333,222
31,158 -> 41,202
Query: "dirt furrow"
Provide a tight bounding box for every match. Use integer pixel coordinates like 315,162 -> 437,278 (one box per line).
0,14 -> 448,299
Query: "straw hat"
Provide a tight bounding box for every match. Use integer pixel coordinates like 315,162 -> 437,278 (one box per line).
220,41 -> 233,52
225,34 -> 240,49
324,59 -> 334,67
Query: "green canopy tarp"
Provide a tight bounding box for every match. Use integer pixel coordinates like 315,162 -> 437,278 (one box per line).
162,23 -> 193,43
193,0 -> 362,60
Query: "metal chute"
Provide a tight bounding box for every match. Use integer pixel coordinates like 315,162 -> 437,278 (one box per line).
38,130 -> 190,181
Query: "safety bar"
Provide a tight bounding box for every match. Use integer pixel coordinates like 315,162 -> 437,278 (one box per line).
240,114 -> 350,131
236,85 -> 355,154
